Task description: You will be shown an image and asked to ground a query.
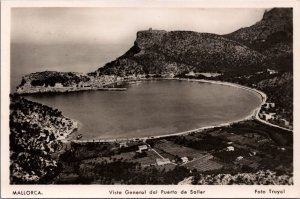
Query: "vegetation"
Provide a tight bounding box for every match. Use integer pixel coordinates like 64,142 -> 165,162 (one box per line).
24,71 -> 90,87
9,95 -> 76,184
52,119 -> 292,185
194,170 -> 292,185
97,31 -> 265,77
56,157 -> 190,184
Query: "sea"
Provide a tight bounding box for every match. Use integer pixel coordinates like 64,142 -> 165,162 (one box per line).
11,42 -> 262,140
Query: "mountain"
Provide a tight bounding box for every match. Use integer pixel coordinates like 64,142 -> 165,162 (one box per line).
94,30 -> 266,77
225,8 -> 293,72
93,8 -> 292,77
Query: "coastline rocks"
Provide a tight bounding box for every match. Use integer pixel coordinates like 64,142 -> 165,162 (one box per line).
16,72 -> 119,94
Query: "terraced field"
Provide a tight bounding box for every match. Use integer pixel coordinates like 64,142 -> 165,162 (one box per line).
154,140 -> 206,158
185,157 -> 223,171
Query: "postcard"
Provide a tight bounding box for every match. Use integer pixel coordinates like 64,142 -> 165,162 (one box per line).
1,0 -> 300,198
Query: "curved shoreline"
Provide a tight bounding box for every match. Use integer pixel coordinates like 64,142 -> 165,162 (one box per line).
170,78 -> 292,132
73,78 -> 292,144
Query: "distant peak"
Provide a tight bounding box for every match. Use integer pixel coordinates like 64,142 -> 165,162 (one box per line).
262,8 -> 292,21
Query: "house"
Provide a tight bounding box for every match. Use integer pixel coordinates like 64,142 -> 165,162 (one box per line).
263,102 -> 275,109
119,142 -> 128,148
181,157 -> 189,163
54,83 -> 64,88
137,145 -> 148,153
39,132 -> 47,138
226,146 -> 234,151
262,113 -> 276,121
267,69 -> 278,74
280,119 -> 290,126
156,158 -> 171,166
236,156 -> 244,161
186,71 -> 196,77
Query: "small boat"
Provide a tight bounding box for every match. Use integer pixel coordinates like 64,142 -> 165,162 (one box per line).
76,134 -> 83,140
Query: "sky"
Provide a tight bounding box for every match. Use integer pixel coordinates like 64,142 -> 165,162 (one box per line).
11,8 -> 267,45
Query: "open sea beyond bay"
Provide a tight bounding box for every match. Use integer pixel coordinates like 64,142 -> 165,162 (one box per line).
25,80 -> 262,140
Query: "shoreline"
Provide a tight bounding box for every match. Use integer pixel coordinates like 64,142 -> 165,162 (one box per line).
16,85 -> 127,95
169,78 -> 293,132
72,78 -> 292,144
19,77 -> 292,144
56,117 -> 80,141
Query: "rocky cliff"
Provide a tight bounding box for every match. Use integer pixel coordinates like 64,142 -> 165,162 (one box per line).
95,30 -> 266,77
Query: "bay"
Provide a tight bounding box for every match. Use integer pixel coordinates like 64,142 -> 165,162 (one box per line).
25,80 -> 262,140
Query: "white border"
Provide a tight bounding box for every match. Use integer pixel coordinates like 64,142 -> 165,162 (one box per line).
1,0 -> 300,198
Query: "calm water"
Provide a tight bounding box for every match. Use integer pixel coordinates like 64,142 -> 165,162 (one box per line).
25,80 -> 262,140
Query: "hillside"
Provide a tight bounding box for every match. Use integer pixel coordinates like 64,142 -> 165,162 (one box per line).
17,71 -> 91,88
94,30 -> 266,77
16,71 -> 118,94
225,8 -> 293,72
10,95 -> 78,184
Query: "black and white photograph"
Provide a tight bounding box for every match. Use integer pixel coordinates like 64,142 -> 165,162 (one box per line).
1,0 -> 300,198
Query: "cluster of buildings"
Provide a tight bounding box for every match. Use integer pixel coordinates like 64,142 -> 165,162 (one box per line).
225,143 -> 258,163
118,141 -> 189,166
259,102 -> 276,121
185,71 -> 222,78
259,102 -> 291,127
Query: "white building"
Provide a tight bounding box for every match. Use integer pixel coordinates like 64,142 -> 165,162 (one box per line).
267,69 -> 278,74
186,71 -> 196,77
226,146 -> 234,151
137,145 -> 148,153
265,102 -> 275,109
119,142 -> 128,148
156,158 -> 171,166
181,157 -> 189,163
236,156 -> 244,161
54,83 -> 64,88
280,119 -> 290,126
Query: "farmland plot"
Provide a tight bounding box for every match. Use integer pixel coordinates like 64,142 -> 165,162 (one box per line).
154,140 -> 206,158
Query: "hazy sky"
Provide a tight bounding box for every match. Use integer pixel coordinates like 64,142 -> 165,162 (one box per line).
11,8 -> 267,45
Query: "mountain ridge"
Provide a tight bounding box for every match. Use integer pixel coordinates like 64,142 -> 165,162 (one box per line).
94,30 -> 266,77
